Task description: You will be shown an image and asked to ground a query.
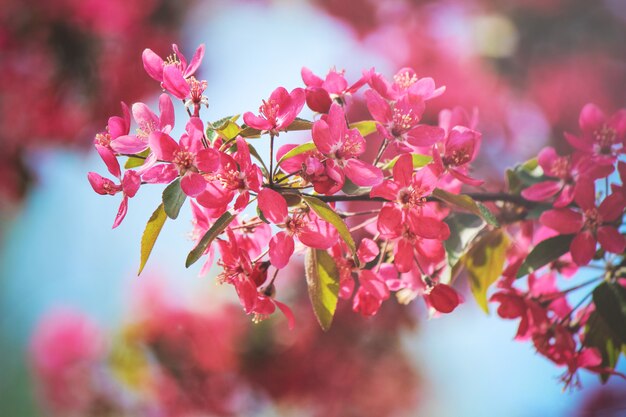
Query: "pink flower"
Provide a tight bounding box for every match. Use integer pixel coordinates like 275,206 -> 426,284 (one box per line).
521,147 -> 612,207
110,93 -> 175,154
365,89 -> 428,146
369,67 -> 445,101
93,101 -> 130,149
147,118 -> 220,197
429,124 -> 483,186
540,180 -> 626,265
258,188 -> 338,268
565,103 -> 626,164
142,43 -> 205,100
216,229 -> 295,328
243,87 -> 305,134
311,103 -> 383,187
87,145 -> 141,228
301,67 -> 371,113
196,137 -> 263,213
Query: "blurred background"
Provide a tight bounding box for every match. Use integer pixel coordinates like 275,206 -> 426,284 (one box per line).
1,0 -> 626,416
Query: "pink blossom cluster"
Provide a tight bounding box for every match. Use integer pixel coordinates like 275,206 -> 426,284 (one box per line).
89,43 -> 626,388
89,44 -> 486,328
491,104 -> 626,388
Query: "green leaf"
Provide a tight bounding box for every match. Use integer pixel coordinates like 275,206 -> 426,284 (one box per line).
585,311 -> 622,382
185,211 -> 235,268
445,213 -> 485,269
277,142 -> 316,165
286,117 -> 313,131
593,282 -> 626,345
124,149 -> 151,169
341,178 -> 371,196
432,188 -> 499,226
305,248 -> 340,331
349,120 -> 378,137
302,195 -> 356,254
138,204 -> 167,275
381,153 -> 432,171
463,229 -> 509,313
162,179 -> 186,219
516,234 -> 575,278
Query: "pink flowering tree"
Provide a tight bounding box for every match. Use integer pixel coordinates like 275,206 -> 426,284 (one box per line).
88,43 -> 626,389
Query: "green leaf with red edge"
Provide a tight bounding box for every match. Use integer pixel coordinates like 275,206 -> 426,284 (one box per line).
138,204 -> 167,275
515,234 -> 575,278
305,248 -> 340,331
185,211 -> 235,267
162,178 -> 186,220
277,141 -> 316,165
463,229 -> 509,313
349,120 -> 378,137
302,195 -> 355,254
432,188 -> 499,227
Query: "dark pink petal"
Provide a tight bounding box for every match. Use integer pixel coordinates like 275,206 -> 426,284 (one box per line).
415,238 -> 446,263
299,222 -> 338,249
393,154 -> 414,186
446,126 -> 481,163
196,148 -> 220,173
368,73 -> 392,100
243,112 -> 272,131
183,44 -> 205,77
274,300 -> 296,330
95,144 -> 121,178
365,89 -> 392,124
597,226 -> 626,254
394,238 -> 414,273
324,71 -> 348,94
112,196 -> 129,229
579,103 -> 606,134
122,170 -> 141,198
449,168 -> 484,186
132,102 -> 158,130
344,159 -> 383,186
87,172 -> 119,195
564,132 -> 593,153
305,87 -> 332,113
163,66 -> 190,100
370,180 -> 400,201
234,137 -> 251,171
570,231 -> 596,266
427,284 -> 461,313
312,119 -> 334,154
110,135 -> 148,154
108,115 -> 128,139
359,270 -> 389,299
327,103 -> 346,145
574,180 -> 595,210
407,125 -> 445,147
269,232 -> 294,269
408,213 -> 450,240
554,184 -> 575,208
158,94 -> 175,132
182,117 -> 205,152
357,238 -> 379,263
377,206 -> 402,238
301,67 -> 324,87
172,44 -> 188,70
540,209 -> 583,234
149,132 -> 179,161
258,188 -> 288,224
521,181 -> 562,202
234,191 -> 250,212
537,147 -> 559,173
142,48 -> 164,81
598,193 -> 625,222
141,164 -> 178,184
181,172 -> 207,197
577,348 -> 602,369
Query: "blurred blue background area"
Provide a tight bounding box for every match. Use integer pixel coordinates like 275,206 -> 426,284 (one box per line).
1,1 -> 625,416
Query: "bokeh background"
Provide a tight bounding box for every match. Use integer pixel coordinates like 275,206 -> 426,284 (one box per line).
1,0 -> 626,416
